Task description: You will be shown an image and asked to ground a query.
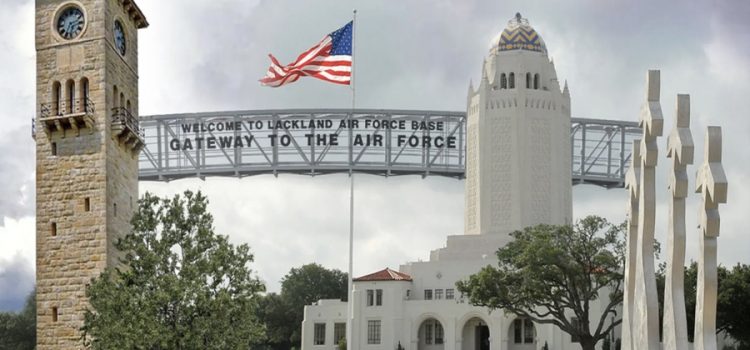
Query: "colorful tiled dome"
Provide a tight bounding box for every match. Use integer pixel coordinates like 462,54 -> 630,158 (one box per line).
495,13 -> 547,54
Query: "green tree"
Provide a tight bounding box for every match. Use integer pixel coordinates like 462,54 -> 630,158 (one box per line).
0,288 -> 36,350
254,293 -> 294,349
82,191 -> 266,350
457,216 -> 624,350
281,263 -> 347,348
657,262 -> 750,349
719,263 -> 750,349
255,263 -> 347,349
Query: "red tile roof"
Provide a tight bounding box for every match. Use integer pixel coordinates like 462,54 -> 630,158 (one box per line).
354,268 -> 412,282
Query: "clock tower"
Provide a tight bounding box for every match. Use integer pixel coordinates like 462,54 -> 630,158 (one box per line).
34,0 -> 147,348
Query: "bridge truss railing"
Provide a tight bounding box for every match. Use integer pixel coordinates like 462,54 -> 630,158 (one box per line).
138,109 -> 466,181
138,109 -> 641,188
571,118 -> 641,188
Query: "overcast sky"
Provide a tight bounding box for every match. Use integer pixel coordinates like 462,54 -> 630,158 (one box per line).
1,0 -> 749,312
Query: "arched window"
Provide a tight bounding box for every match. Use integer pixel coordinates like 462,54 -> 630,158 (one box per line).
512,318 -> 535,344
52,81 -> 62,116
526,73 -> 531,89
79,78 -> 89,112
509,72 -> 515,89
126,100 -> 132,114
120,92 -> 125,111
534,74 -> 540,90
113,85 -> 119,109
500,73 -> 507,89
66,79 -> 75,114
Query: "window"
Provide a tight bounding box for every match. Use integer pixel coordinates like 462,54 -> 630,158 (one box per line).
367,320 -> 381,344
84,197 -> 91,212
80,77 -> 89,112
514,318 -> 535,344
66,80 -> 75,114
52,307 -> 58,322
425,322 -> 433,344
113,203 -> 117,217
424,289 -> 432,300
334,323 -> 346,344
435,289 -> 443,300
446,289 -> 454,300
50,222 -> 57,237
51,142 -> 57,156
127,100 -> 132,114
120,92 -> 125,111
509,73 -> 515,89
514,319 -> 522,343
435,322 -> 444,344
361,289 -> 381,306
526,72 -> 532,88
534,73 -> 540,90
524,318 -> 534,343
424,321 -> 443,345
52,81 -> 62,115
113,85 -> 119,108
406,289 -> 411,299
500,73 -> 507,89
314,323 -> 326,345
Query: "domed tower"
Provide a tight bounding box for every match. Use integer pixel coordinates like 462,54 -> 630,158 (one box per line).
464,13 -> 572,236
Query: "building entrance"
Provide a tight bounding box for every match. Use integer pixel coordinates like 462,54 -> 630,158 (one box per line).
475,325 -> 490,350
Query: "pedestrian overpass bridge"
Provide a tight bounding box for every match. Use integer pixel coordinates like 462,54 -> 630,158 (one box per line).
136,108 -> 640,188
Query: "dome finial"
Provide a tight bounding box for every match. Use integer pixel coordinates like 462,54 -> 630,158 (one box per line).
495,12 -> 547,55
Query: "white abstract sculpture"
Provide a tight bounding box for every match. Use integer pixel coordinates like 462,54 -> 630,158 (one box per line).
622,70 -> 728,350
621,140 -> 641,350
663,94 -> 693,350
633,70 -> 663,350
694,127 -> 727,350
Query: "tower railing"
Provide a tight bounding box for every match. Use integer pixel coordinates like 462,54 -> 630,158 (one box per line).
40,97 -> 96,118
38,97 -> 96,134
111,107 -> 145,152
111,107 -> 143,138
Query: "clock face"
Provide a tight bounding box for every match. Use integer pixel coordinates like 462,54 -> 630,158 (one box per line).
114,21 -> 126,55
56,6 -> 85,40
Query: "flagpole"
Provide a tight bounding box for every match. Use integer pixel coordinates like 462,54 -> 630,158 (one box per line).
346,9 -> 356,350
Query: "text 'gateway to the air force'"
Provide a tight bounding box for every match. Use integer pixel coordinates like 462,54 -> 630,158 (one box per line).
167,119 -> 460,151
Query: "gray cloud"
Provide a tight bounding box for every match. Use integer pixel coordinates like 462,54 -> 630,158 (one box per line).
1,0 -> 749,294
0,126 -> 35,224
0,0 -> 35,224
133,0 -> 750,292
0,254 -> 34,312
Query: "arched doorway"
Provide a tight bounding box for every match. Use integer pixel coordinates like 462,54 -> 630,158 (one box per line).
461,317 -> 490,350
418,318 -> 445,350
507,318 -> 535,350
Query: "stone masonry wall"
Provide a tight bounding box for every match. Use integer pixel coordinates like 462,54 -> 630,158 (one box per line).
35,0 -> 142,348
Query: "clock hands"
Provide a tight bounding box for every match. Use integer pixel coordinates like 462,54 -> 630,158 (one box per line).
58,9 -> 84,39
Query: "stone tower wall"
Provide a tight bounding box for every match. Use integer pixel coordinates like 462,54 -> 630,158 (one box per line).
35,0 -> 145,348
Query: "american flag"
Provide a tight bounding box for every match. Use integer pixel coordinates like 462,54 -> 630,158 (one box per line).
259,21 -> 353,87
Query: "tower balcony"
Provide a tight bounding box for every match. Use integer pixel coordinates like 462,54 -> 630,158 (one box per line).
111,107 -> 144,152
38,98 -> 96,136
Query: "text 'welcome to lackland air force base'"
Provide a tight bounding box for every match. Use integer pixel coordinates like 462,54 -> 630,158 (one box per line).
170,119 -> 458,151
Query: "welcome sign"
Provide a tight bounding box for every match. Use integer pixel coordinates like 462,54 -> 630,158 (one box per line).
138,109 -> 466,181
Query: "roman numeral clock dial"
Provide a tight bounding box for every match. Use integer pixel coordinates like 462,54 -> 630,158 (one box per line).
56,6 -> 84,39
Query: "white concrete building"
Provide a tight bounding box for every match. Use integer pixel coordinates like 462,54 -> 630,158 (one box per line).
301,14 -> 611,350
